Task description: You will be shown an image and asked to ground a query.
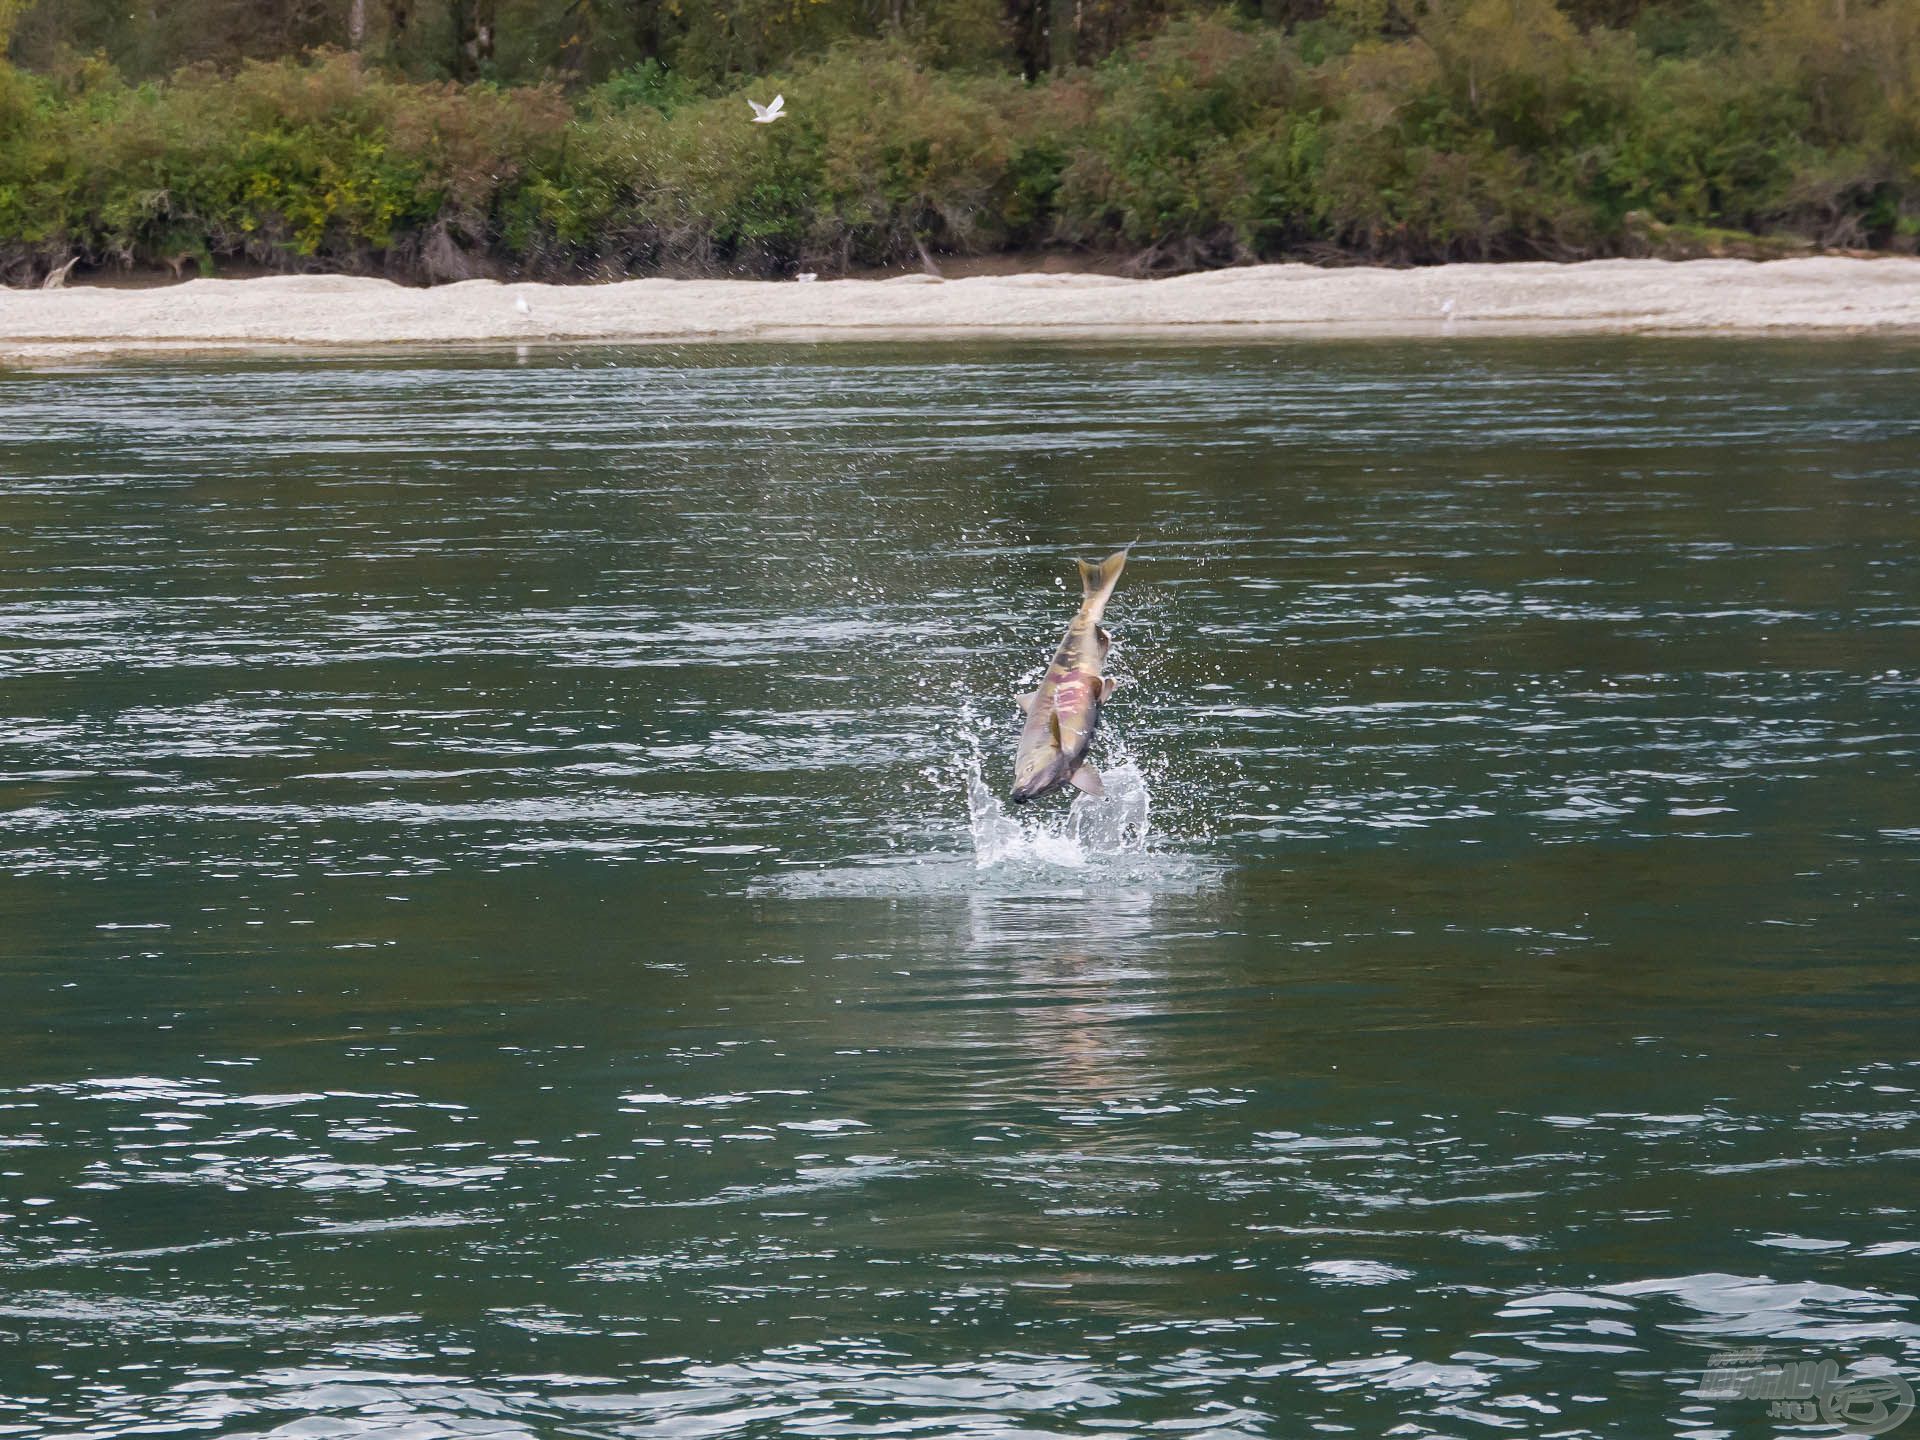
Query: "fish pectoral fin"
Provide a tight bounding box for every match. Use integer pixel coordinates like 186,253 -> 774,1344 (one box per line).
1049,710 -> 1063,748
1069,764 -> 1105,797
1100,677 -> 1117,702
1017,689 -> 1040,716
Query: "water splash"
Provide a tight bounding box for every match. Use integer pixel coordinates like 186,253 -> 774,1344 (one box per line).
965,753 -> 1151,869
767,732 -> 1208,899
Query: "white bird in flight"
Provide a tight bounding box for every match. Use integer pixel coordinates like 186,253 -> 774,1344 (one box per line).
749,94 -> 785,124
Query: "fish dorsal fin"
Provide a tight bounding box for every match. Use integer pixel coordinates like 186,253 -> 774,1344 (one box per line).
1017,690 -> 1039,716
1100,677 -> 1116,702
1097,625 -> 1112,656
1069,764 -> 1105,797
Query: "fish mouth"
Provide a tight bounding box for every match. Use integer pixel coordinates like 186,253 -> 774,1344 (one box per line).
1008,771 -> 1064,804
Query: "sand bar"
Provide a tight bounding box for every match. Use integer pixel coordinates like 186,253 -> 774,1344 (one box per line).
3,257 -> 1919,363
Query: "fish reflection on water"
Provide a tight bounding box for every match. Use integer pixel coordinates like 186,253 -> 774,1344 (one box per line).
956,890 -> 1198,1182
0,340 -> 1917,1437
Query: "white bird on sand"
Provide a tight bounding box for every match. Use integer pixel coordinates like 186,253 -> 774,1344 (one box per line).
796,272 -> 818,283
514,294 -> 532,317
1440,296 -> 1457,319
749,94 -> 785,124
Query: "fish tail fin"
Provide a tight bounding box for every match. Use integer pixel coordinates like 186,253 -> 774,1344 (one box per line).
1075,546 -> 1129,602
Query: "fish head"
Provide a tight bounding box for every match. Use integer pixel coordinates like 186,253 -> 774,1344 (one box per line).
1009,744 -> 1071,804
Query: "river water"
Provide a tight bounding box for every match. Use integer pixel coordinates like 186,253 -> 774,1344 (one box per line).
1,340 -> 1916,1438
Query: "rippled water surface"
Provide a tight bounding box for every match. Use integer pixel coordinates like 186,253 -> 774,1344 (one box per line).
2,340 -> 1917,1437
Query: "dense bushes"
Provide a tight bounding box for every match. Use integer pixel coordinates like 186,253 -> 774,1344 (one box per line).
1,0 -> 1916,284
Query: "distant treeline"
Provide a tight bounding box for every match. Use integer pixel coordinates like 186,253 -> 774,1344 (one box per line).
0,0 -> 1915,283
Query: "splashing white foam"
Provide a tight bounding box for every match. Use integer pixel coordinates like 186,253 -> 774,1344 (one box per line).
965,753 -> 1151,869
761,698 -> 1211,900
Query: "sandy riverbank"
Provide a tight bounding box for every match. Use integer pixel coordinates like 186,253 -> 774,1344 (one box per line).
3,258 -> 1919,363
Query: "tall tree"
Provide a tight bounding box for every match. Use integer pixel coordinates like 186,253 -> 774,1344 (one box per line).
631,0 -> 663,58
1049,0 -> 1076,68
1007,0 -> 1046,77
449,0 -> 495,76
474,0 -> 495,66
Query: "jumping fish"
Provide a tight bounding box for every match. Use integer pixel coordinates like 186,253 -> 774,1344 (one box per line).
1009,547 -> 1129,803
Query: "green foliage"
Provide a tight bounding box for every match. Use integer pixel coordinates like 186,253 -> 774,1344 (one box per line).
2,0 -> 1917,281
591,59 -> 706,115
1054,18 -> 1322,262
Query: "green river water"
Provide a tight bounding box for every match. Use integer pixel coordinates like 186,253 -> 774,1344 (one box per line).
0,339 -> 1916,1438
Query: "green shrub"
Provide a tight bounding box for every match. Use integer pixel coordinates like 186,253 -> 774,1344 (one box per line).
2,0 -> 1917,282
1053,18 -> 1320,262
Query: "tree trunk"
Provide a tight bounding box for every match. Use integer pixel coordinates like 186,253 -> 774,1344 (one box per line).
1048,0 -> 1076,71
1259,0 -> 1327,23
348,0 -> 366,49
0,0 -> 23,54
282,0 -> 329,50
632,0 -> 661,58
450,0 -> 476,77
1006,0 -> 1044,79
473,0 -> 495,67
